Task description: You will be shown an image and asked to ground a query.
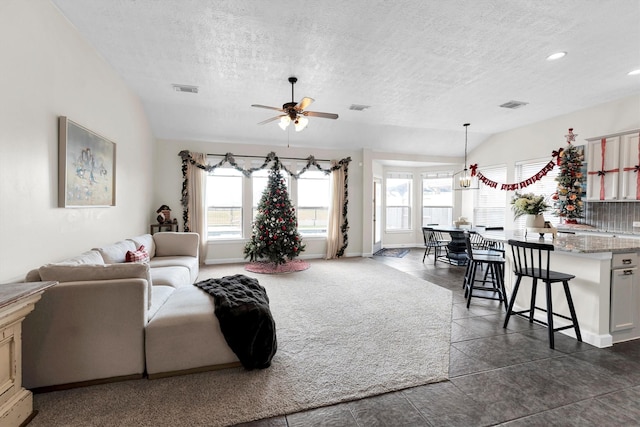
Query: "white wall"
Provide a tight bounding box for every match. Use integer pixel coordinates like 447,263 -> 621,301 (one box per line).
153,139 -> 363,263
0,0 -> 155,283
462,95 -> 640,227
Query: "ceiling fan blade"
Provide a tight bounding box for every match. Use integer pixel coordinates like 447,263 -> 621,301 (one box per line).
304,111 -> 339,120
251,104 -> 284,112
296,97 -> 314,111
258,115 -> 285,125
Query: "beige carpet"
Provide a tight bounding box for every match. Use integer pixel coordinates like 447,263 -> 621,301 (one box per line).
30,258 -> 452,427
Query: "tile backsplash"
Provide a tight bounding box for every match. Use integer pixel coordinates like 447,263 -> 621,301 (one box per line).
583,202 -> 640,233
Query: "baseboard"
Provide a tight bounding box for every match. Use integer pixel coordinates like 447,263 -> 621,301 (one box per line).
147,361 -> 242,380
30,373 -> 143,394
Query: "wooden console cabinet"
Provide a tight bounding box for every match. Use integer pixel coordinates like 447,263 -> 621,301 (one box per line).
0,281 -> 56,426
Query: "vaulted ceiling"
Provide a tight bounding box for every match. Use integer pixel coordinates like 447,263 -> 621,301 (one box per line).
51,0 -> 640,158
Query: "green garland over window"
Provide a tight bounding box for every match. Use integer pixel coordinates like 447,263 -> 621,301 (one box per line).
178,150 -> 351,257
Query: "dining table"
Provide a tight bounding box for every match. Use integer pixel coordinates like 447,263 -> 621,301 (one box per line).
424,225 -> 476,266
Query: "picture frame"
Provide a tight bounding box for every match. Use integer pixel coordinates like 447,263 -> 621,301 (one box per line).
58,116 -> 116,207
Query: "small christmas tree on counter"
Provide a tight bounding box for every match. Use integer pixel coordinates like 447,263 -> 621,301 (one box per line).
552,128 -> 584,223
244,162 -> 305,265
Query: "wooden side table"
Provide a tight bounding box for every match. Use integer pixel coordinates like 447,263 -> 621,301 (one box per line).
150,222 -> 179,235
0,281 -> 56,426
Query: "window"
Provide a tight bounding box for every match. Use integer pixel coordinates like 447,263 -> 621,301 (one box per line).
473,165 -> 507,228
422,172 -> 453,226
297,170 -> 330,235
206,167 -> 243,239
514,159 -> 560,228
386,173 -> 412,230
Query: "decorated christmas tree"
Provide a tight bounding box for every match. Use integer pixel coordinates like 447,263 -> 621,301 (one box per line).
552,128 -> 584,223
244,162 -> 305,265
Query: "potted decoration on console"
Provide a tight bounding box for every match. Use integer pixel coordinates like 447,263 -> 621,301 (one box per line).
552,128 -> 584,224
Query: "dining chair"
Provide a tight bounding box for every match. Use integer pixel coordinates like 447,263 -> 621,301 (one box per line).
422,227 -> 449,265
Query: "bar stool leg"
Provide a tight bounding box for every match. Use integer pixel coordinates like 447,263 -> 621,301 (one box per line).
466,262 -> 478,308
545,281 -> 555,349
503,275 -> 522,328
529,278 -> 538,323
562,280 -> 583,342
496,264 -> 507,311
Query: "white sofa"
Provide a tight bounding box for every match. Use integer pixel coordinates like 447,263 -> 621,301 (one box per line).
22,232 -> 239,390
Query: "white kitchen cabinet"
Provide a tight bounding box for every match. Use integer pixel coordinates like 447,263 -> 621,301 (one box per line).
586,129 -> 640,201
610,253 -> 640,342
620,131 -> 640,200
586,135 -> 620,200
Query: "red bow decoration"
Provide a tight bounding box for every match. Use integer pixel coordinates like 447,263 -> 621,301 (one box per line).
552,147 -> 564,165
470,164 -> 478,177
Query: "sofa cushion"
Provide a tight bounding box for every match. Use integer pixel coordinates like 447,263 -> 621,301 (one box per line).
153,232 -> 199,258
150,266 -> 191,289
149,256 -> 199,283
59,250 -> 106,266
38,263 -> 152,308
25,250 -> 105,284
126,245 -> 150,263
148,285 -> 175,321
129,234 -> 156,259
145,286 -> 239,375
94,240 -> 137,264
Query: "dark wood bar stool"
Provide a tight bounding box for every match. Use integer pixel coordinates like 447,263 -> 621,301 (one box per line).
504,239 -> 582,349
463,232 -> 507,310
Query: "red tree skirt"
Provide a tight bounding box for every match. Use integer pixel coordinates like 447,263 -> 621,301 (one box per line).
244,259 -> 310,274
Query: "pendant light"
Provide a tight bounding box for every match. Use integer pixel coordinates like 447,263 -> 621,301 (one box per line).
459,123 -> 472,188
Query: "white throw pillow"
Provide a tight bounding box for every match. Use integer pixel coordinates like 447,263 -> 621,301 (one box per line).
94,240 -> 137,264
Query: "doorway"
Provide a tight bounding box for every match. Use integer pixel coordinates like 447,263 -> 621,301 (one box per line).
373,178 -> 382,253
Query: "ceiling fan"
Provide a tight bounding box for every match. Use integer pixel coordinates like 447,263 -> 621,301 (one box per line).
251,77 -> 339,132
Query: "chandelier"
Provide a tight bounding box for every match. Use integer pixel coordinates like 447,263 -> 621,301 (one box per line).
459,123 -> 472,188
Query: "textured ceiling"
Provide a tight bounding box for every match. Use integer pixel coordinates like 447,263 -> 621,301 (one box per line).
51,0 -> 640,158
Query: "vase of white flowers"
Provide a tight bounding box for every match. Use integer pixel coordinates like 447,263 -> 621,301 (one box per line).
511,192 -> 550,228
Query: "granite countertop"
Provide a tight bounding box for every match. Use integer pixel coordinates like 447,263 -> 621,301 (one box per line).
482,230 -> 640,254
556,223 -> 640,236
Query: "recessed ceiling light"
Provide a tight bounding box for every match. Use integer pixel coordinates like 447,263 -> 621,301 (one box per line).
546,52 -> 567,61
628,69 -> 640,76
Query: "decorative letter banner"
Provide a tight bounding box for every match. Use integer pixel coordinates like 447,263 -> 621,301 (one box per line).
622,132 -> 640,200
587,138 -> 620,200
475,161 -> 555,191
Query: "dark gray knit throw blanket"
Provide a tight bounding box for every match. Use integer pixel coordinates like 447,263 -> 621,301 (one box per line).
194,274 -> 277,370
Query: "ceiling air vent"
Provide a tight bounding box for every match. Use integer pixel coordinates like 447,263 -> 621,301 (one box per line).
172,84 -> 199,94
349,104 -> 371,111
499,100 -> 528,109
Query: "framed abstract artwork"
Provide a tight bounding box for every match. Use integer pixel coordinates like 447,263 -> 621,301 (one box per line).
58,116 -> 116,207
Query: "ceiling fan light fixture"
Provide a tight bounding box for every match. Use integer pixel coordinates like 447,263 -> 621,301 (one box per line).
294,115 -> 309,132
278,116 -> 291,130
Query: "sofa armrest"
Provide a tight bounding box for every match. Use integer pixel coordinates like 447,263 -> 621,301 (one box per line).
153,232 -> 200,258
22,278 -> 147,389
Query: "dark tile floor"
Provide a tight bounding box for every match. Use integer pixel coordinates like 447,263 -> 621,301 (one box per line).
236,249 -> 640,426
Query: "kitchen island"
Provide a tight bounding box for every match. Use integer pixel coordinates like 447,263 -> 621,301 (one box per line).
482,230 -> 640,348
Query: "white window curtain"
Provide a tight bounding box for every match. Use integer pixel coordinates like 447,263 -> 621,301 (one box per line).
326,162 -> 345,259
186,152 -> 207,264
